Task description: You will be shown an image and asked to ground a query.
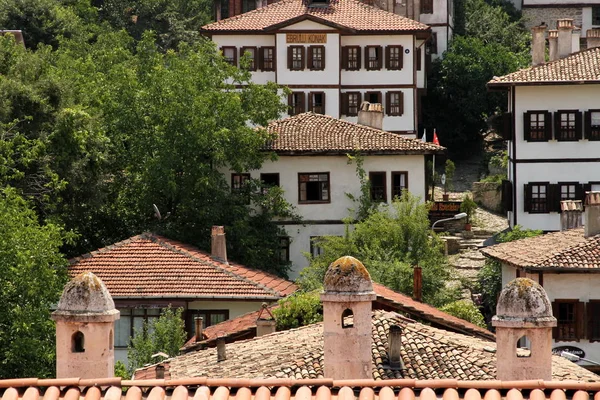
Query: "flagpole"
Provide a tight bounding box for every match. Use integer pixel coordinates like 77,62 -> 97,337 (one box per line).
432,147 -> 436,201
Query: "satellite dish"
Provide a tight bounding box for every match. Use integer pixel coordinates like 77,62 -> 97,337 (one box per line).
441,173 -> 446,185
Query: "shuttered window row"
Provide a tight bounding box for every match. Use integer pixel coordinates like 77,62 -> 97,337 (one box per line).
220,46 -> 276,71
342,45 -> 404,71
522,110 -> 600,142
341,91 -> 404,117
552,299 -> 600,342
523,182 -> 591,214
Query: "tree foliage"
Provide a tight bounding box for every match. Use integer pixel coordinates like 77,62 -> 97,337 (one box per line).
299,192 -> 461,307
0,188 -> 69,378
273,291 -> 323,330
440,300 -> 486,328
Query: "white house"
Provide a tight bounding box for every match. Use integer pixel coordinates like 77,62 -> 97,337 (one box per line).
201,0 -> 431,136
487,24 -> 600,232
222,110 -> 444,278
481,193 -> 600,372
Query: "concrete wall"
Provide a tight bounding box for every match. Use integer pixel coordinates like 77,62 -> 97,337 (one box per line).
472,182 -> 503,213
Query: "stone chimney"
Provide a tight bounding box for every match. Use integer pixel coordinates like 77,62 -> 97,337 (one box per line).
492,278 -> 556,381
211,225 -> 228,263
388,325 -> 404,370
548,30 -> 559,61
217,337 -> 227,361
560,200 -> 583,231
52,272 -> 120,379
585,191 -> 600,237
194,316 -> 204,342
357,102 -> 383,131
531,24 -> 547,66
321,256 -> 376,379
256,303 -> 277,336
413,266 -> 422,302
572,26 -> 581,53
214,0 -> 222,21
587,28 -> 600,49
557,19 -> 574,58
0,30 -> 25,47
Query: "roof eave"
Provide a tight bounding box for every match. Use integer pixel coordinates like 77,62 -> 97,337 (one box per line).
268,149 -> 445,156
487,80 -> 600,88
112,295 -> 283,300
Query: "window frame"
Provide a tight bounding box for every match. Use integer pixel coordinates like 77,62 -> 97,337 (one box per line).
185,309 -> 230,339
342,46 -> 361,71
593,6 -> 600,25
369,171 -> 387,202
429,33 -> 438,54
365,91 -> 382,105
342,92 -> 361,116
421,0 -> 433,13
386,91 -> 404,116
524,110 -> 552,142
554,110 -> 582,142
308,45 -> 326,71
298,172 -> 331,204
259,46 -> 276,71
231,173 -> 251,191
221,46 -> 238,66
260,173 -> 280,193
524,182 -> 550,214
585,109 -> 600,141
288,92 -> 306,116
310,236 -> 325,258
391,171 -> 408,199
385,45 -> 404,70
587,300 -> 600,342
552,299 -> 584,342
288,45 -> 305,71
416,47 -> 422,71
278,236 -> 290,264
114,307 -> 163,348
308,91 -> 326,114
240,46 -> 258,71
365,45 -> 383,71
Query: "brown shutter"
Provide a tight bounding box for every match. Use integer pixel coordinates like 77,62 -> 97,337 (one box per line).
341,92 -> 348,116
502,112 -> 513,141
364,47 -> 369,70
398,45 -> 404,70
299,92 -> 305,113
544,111 -> 553,140
288,93 -> 293,115
307,46 -> 314,70
502,179 -> 513,212
588,302 -> 594,342
258,47 -> 265,70
575,183 -> 584,201
552,301 -> 558,339
301,47 -> 306,70
577,301 -> 585,340
416,47 -> 421,71
308,92 -> 313,112
585,110 -> 592,140
548,184 -> 560,212
575,110 -> 583,140
376,46 -> 383,70
287,46 -> 293,70
357,92 -> 362,113
385,91 -> 391,115
342,46 -> 349,70
385,46 -> 391,70
321,92 -> 326,114
584,183 -> 592,199
553,111 -> 561,141
524,183 -> 531,212
233,48 -> 238,67
272,47 -> 277,71
523,112 -> 531,141
321,46 -> 326,70
357,46 -> 362,70
398,92 -> 404,116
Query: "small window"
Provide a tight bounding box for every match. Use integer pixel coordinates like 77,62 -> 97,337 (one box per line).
279,237 -> 290,264
421,0 -> 433,13
240,46 -> 257,71
365,91 -> 381,104
552,299 -> 584,342
524,111 -> 550,141
385,45 -> 403,70
560,182 -> 578,201
186,310 -> 229,338
416,47 -> 422,71
298,172 -> 330,203
341,308 -> 354,328
428,33 -> 438,54
221,46 -> 237,66
231,173 -> 251,191
308,92 -> 325,114
391,172 -> 408,199
365,46 -> 383,70
555,110 -> 581,141
526,182 -> 549,213
72,331 -> 85,353
588,301 -> 600,342
593,6 -> 600,25
260,173 -> 280,188
288,92 -> 305,116
343,92 -> 361,116
308,45 -> 325,70
259,47 -> 276,71
310,236 -> 325,258
585,110 -> 600,141
342,46 -> 361,70
288,46 -> 305,71
369,171 -> 386,202
386,92 -> 404,116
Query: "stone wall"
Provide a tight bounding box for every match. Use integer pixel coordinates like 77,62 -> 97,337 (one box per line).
522,7 -> 582,32
472,182 -> 502,213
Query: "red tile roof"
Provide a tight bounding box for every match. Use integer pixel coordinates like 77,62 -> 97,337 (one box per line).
488,47 -> 600,86
481,228 -> 600,271
201,0 -> 429,33
263,113 -> 444,155
68,233 -> 297,299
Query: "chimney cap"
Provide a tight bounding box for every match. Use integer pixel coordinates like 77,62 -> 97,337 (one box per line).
557,18 -> 574,29
561,200 -> 583,211
212,226 -> 226,235
549,30 -> 558,38
53,272 -> 118,316
585,191 -> 600,206
493,278 -> 555,325
323,256 -> 373,293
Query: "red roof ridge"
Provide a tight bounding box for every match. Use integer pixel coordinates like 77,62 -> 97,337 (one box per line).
68,233 -> 150,265
203,0 -> 298,29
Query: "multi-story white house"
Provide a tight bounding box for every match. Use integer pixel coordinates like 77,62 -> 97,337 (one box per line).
222,110 -> 444,278
487,26 -> 600,231
201,0 -> 430,135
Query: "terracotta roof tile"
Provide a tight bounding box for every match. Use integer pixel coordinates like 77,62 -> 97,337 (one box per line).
202,0 -> 429,33
481,228 -> 600,270
263,113 -> 444,155
142,311 -> 597,382
68,233 -> 297,299
488,47 -> 600,86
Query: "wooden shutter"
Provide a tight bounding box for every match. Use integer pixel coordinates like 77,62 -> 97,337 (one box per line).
287,46 -> 293,70
575,183 -> 585,201
258,47 -> 265,70
233,48 -> 238,67
524,183 -> 531,212
416,47 -> 421,71
299,92 -> 305,113
523,112 -> 531,141
376,45 -> 383,70
575,110 -> 583,140
398,45 -> 404,70
341,46 -> 349,70
341,92 -> 348,115
548,184 -> 560,212
308,92 -> 313,112
502,179 -> 513,212
321,46 -> 326,69
398,92 -> 404,116
385,46 -> 391,69
585,110 -> 592,140
385,91 -> 391,115
576,301 -> 585,340
288,93 -> 293,115
357,46 -> 362,70
307,46 -> 314,70
501,112 -> 513,141
321,92 -> 326,114
552,301 -> 559,339
588,302 -> 595,342
301,47 -> 306,70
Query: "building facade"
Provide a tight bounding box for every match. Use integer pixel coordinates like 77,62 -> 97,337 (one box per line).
202,0 -> 431,136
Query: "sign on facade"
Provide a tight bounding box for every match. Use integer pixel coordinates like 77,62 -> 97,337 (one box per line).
286,33 -> 327,43
429,201 -> 461,223
552,346 -> 585,362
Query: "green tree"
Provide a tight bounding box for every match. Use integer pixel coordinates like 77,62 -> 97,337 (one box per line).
0,187 -> 69,378
299,192 -> 460,307
273,291 -> 323,330
127,307 -> 186,375
440,300 -> 486,328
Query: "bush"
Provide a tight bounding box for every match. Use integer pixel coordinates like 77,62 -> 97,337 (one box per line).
273,291 -> 323,330
440,300 -> 486,328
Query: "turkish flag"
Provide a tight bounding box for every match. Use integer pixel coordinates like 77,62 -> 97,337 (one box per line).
433,130 -> 440,146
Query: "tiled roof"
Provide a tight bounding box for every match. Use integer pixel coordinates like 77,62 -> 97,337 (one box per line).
201,0 -> 429,33
141,310 -> 597,381
263,113 -> 444,155
487,47 -> 600,86
481,228 -> 600,270
68,233 -> 297,299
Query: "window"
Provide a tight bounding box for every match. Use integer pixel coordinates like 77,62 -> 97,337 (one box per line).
421,0 -> 433,13
385,45 -> 403,70
560,182 -> 578,201
308,45 -> 325,70
221,46 -> 237,66
298,172 -> 330,203
259,47 -> 275,71
365,46 -> 383,70
524,182 -> 549,213
231,173 -> 251,191
288,46 -> 305,70
186,310 -> 229,338
555,110 -> 581,141
260,173 -> 279,194
310,236 -> 325,258
342,46 -> 361,70
593,6 -> 600,25
72,331 -> 85,353
288,92 -> 305,115
588,301 -> 600,341
552,299 -> 584,342
369,172 -> 386,202
342,92 -> 361,116
365,91 -> 382,104
308,92 -> 325,114
114,307 -> 162,348
416,47 -> 422,71
240,46 -> 257,71
524,111 -> 551,141
391,172 -> 408,199
386,91 -> 404,116
585,110 -> 600,141
279,237 -> 290,263
429,33 -> 437,54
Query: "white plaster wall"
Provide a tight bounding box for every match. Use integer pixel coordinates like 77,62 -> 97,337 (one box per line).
341,35 -> 414,85
276,33 -> 340,85
583,7 -> 593,35
430,26 -> 449,57
416,41 -> 426,89
342,88 -> 415,132
212,35 -> 276,85
285,88 -> 340,118
525,0 -> 600,5
419,0 -> 450,25
280,20 -> 338,30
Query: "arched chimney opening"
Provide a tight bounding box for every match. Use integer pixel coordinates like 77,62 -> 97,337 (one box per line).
341,308 -> 354,328
72,331 -> 85,353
